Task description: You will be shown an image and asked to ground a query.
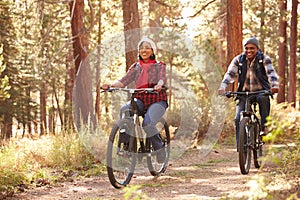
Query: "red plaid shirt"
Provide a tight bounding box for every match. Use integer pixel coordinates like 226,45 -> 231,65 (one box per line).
119,60 -> 168,110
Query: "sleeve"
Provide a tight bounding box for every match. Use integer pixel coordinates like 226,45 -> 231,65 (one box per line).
158,62 -> 167,85
264,55 -> 279,88
119,63 -> 137,86
220,55 -> 240,89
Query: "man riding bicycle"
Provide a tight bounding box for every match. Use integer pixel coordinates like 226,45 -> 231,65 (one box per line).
218,36 -> 279,151
101,37 -> 168,162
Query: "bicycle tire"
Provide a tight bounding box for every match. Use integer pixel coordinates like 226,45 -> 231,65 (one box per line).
238,117 -> 252,174
106,119 -> 137,188
253,121 -> 263,168
146,118 -> 170,176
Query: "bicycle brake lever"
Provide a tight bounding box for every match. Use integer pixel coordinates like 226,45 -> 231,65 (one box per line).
225,92 -> 233,98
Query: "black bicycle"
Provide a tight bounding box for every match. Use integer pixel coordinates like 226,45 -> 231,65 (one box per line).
226,90 -> 271,174
103,87 -> 170,188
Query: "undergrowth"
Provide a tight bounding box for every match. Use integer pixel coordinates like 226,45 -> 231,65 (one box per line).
0,132 -> 105,194
248,102 -> 300,199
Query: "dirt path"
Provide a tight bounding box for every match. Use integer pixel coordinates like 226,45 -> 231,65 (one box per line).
8,144 -> 273,200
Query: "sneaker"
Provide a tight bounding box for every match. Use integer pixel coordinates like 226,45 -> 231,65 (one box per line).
156,148 -> 166,163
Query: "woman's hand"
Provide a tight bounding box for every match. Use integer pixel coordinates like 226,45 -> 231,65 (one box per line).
154,84 -> 163,92
101,81 -> 124,90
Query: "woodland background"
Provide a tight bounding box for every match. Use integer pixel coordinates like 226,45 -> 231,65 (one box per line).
0,0 -> 299,198
0,0 -> 299,139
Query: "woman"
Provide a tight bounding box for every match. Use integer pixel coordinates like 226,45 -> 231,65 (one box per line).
101,37 -> 168,162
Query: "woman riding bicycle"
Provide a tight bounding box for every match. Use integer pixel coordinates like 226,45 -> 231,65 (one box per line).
218,36 -> 279,151
101,37 -> 168,162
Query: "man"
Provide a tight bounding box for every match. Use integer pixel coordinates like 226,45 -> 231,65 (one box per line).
218,36 -> 279,149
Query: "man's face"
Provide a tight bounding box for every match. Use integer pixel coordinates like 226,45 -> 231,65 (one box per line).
244,43 -> 258,60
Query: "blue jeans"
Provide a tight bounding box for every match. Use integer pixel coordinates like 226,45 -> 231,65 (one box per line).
120,99 -> 168,151
234,94 -> 270,150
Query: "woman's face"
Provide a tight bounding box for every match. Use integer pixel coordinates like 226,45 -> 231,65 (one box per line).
244,43 -> 258,60
139,42 -> 154,62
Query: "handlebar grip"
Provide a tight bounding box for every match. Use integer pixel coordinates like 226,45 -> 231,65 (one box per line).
225,93 -> 233,98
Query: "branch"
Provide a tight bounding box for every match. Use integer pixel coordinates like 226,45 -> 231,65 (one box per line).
187,0 -> 217,18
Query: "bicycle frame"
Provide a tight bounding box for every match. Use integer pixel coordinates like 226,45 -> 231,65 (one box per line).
227,90 -> 270,125
104,87 -> 170,188
108,88 -> 157,154
225,90 -> 271,174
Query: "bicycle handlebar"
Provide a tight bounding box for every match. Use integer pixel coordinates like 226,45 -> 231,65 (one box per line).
101,86 -> 168,94
224,90 -> 271,98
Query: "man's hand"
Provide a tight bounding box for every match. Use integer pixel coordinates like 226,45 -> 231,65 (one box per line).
101,84 -> 110,90
218,88 -> 226,95
270,87 -> 279,94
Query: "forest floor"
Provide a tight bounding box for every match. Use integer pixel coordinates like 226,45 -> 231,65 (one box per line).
7,142 -> 298,200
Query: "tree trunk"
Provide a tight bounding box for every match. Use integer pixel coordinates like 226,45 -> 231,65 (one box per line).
70,0 -> 96,129
259,0 -> 266,52
277,0 -> 287,103
26,87 -> 32,135
288,0 -> 298,107
3,114 -> 12,139
122,0 -> 140,71
95,0 -> 102,123
40,83 -> 47,135
64,52 -> 75,131
226,0 -> 242,91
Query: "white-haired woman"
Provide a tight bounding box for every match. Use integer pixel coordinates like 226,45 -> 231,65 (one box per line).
101,37 -> 168,162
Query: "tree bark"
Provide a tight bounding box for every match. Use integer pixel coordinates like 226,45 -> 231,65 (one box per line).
64,52 -> 75,131
95,0 -> 102,123
40,83 -> 47,135
226,0 -> 243,91
259,0 -> 266,52
70,0 -> 96,129
288,0 -> 298,107
122,0 -> 140,71
277,0 -> 287,103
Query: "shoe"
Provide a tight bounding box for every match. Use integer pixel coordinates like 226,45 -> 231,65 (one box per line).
156,148 -> 166,163
260,127 -> 270,136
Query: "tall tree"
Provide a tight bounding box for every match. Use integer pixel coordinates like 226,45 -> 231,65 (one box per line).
288,0 -> 298,107
122,0 -> 140,71
226,0 -> 242,90
70,0 -> 96,129
277,0 -> 287,103
259,0 -> 266,52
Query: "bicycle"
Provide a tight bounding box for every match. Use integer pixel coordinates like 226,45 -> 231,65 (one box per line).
102,87 -> 170,188
225,90 -> 271,174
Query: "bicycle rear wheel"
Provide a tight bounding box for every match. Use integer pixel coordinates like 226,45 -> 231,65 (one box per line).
146,118 -> 170,176
106,119 -> 137,188
253,122 -> 263,168
238,117 -> 252,174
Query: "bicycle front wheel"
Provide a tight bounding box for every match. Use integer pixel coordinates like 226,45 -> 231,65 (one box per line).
146,118 -> 170,176
106,119 -> 137,188
238,117 -> 252,174
253,122 -> 263,168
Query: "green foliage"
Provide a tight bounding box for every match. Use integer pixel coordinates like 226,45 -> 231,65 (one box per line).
47,134 -> 94,168
0,133 -> 103,192
253,102 -> 300,198
264,102 -> 300,173
123,185 -> 152,200
0,169 -> 26,192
